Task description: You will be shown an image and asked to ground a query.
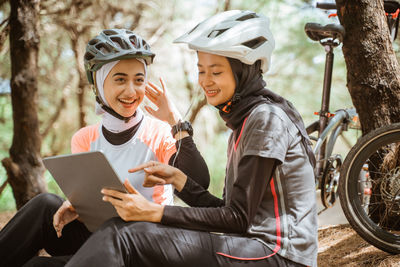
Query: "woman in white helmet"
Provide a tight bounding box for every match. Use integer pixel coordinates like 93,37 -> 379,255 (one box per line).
45,11 -> 317,267
0,29 -> 210,267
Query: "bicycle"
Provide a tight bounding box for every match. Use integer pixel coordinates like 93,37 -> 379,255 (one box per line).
304,1 -> 400,213
304,6 -> 359,210
323,0 -> 400,254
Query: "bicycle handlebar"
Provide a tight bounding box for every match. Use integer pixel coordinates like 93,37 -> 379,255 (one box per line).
316,2 -> 337,10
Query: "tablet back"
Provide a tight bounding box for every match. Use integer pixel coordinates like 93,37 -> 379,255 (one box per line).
43,151 -> 126,232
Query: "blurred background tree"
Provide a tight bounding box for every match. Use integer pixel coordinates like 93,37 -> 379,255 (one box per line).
0,0 -> 371,210
2,0 -> 45,209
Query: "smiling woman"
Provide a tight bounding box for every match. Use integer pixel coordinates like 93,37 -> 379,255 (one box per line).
197,52 -> 236,106
102,59 -> 146,118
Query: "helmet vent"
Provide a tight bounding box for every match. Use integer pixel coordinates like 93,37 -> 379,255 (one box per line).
103,29 -> 118,36
88,39 -> 99,45
188,23 -> 200,34
129,36 -> 138,48
142,40 -> 150,50
84,52 -> 94,61
208,29 -> 227,38
236,13 -> 258,21
110,37 -> 128,49
242,36 -> 267,49
95,43 -> 113,54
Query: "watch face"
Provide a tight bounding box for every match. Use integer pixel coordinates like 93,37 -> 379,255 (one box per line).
171,121 -> 193,137
182,122 -> 191,130
179,121 -> 193,136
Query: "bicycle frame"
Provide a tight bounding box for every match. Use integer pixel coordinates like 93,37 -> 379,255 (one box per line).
306,41 -> 335,178
310,108 -> 357,178
305,38 -> 358,191
314,108 -> 357,155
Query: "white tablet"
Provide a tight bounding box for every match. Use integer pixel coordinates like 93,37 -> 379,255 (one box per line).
43,151 -> 127,232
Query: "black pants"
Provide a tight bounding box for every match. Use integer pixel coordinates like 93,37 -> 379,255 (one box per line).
0,193 -> 91,267
0,193 -> 304,267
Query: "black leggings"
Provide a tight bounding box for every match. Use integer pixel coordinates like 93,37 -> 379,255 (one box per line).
0,193 -> 303,267
0,193 -> 91,267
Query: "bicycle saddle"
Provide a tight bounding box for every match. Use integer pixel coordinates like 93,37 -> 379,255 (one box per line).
304,23 -> 345,42
384,0 -> 400,14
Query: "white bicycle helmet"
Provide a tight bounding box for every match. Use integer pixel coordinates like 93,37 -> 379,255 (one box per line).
174,10 -> 275,73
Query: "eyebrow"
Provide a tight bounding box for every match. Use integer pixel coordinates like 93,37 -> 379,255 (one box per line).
112,72 -> 145,77
197,63 -> 224,68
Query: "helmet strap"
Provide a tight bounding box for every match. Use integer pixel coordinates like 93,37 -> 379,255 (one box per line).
95,96 -> 134,123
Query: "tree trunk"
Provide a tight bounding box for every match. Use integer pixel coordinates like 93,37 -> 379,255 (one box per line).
336,0 -> 400,228
336,0 -> 400,133
2,0 -> 46,209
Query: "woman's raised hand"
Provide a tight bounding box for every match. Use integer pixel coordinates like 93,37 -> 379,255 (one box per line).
129,161 -> 187,192
145,78 -> 181,126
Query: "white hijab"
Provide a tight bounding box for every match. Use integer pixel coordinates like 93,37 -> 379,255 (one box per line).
95,59 -> 147,133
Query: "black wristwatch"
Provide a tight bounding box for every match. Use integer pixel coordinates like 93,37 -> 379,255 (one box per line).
171,121 -> 193,137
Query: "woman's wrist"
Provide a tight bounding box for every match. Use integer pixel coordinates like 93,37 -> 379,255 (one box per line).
149,203 -> 165,223
167,112 -> 181,126
170,121 -> 193,140
173,131 -> 190,140
173,170 -> 187,192
170,118 -> 189,140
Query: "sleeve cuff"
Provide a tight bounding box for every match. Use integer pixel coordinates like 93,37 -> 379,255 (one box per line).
175,175 -> 197,199
175,135 -> 193,148
161,205 -> 180,225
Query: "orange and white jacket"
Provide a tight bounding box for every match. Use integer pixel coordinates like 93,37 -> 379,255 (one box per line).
71,116 -> 176,205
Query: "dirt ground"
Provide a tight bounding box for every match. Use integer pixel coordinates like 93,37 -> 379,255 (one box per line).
317,224 -> 400,267
1,211 -> 400,266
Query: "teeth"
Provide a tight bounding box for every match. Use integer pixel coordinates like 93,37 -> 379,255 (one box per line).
119,99 -> 135,104
207,90 -> 218,94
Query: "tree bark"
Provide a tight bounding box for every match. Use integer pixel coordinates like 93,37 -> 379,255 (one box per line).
336,0 -> 400,133
223,0 -> 231,11
0,16 -> 9,52
2,0 -> 46,209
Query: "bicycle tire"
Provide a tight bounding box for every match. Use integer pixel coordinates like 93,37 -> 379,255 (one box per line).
339,123 -> 400,254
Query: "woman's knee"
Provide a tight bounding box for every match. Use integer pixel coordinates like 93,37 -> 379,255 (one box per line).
98,219 -> 158,238
124,221 -> 159,233
100,216 -> 125,229
29,193 -> 64,211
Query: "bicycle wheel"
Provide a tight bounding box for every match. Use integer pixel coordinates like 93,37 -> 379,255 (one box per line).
339,123 -> 400,254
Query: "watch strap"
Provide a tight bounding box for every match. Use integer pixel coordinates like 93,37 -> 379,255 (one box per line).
171,121 -> 193,137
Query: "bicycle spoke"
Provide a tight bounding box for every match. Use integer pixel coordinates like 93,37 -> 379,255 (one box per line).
367,158 -> 380,171
368,170 -> 387,176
